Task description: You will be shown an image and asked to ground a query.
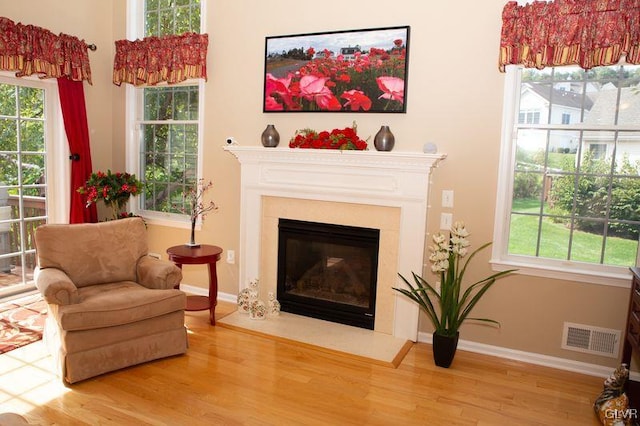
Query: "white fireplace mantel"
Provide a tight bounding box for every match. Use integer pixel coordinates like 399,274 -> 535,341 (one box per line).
225,146 -> 446,341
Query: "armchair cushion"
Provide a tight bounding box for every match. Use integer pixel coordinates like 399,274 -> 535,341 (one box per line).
54,281 -> 186,331
35,218 -> 148,287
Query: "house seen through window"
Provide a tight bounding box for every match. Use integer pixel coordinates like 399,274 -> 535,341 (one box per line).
495,64 -> 640,282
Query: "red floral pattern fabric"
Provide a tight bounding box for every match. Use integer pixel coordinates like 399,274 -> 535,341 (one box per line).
0,17 -> 92,83
0,294 -> 46,354
113,32 -> 208,86
499,0 -> 640,71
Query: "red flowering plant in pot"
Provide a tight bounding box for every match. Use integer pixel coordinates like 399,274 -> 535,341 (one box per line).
289,122 -> 369,150
77,170 -> 143,221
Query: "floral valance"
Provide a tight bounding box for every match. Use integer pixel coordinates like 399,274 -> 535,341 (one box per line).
113,32 -> 208,86
0,17 -> 92,83
499,0 -> 640,71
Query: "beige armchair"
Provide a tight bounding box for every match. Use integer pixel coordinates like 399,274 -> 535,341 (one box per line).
34,217 -> 187,384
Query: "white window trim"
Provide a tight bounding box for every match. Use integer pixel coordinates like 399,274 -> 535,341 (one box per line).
125,0 -> 206,229
48,80 -> 69,224
491,65 -> 634,288
0,72 -> 68,224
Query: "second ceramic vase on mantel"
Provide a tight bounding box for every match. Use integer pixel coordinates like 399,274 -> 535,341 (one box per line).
374,125 -> 395,151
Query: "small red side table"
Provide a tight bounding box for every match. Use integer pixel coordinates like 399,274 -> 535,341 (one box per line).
166,244 -> 222,325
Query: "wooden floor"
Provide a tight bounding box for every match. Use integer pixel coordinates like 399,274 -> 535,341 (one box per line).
0,301 -> 604,425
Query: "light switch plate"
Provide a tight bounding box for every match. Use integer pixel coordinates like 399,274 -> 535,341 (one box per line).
440,212 -> 453,230
442,190 -> 454,208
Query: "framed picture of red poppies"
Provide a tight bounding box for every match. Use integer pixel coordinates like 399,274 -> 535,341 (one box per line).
263,26 -> 410,113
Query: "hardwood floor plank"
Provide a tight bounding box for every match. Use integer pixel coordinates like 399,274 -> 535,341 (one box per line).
0,303 -> 605,425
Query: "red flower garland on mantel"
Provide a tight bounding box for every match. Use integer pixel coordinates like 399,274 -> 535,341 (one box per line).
289,122 -> 368,150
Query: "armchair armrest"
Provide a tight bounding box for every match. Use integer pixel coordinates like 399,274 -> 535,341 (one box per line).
137,255 -> 182,290
34,267 -> 79,305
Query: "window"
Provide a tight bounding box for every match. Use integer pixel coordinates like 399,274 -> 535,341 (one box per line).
144,0 -> 201,37
128,0 -> 203,223
589,143 -> 607,160
494,64 -> 640,286
518,110 -> 540,124
0,76 -> 66,297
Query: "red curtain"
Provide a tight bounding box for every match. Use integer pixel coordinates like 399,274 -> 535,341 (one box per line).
499,0 -> 640,71
57,77 -> 97,223
0,17 -> 92,83
113,32 -> 208,86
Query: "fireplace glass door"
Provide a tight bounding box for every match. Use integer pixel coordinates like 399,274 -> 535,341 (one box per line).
277,219 -> 379,329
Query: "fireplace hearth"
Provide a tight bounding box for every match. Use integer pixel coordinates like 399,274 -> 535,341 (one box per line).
277,219 -> 379,329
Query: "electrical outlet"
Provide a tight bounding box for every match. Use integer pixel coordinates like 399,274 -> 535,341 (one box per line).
226,250 -> 235,264
442,190 -> 454,208
440,213 -> 453,230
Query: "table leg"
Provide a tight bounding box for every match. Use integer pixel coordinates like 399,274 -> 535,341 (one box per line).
207,261 -> 218,325
173,262 -> 209,312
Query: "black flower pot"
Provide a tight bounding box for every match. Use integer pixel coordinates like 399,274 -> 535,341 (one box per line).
432,332 -> 459,368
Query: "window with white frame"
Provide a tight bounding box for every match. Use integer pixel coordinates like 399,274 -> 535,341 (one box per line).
0,75 -> 67,296
493,64 -> 640,285
129,0 -> 203,220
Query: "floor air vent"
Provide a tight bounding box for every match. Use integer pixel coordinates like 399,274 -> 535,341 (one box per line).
561,322 -> 620,358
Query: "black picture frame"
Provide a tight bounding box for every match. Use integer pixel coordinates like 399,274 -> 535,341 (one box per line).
263,26 -> 410,113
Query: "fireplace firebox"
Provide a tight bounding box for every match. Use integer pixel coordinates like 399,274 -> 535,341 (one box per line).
277,219 -> 379,330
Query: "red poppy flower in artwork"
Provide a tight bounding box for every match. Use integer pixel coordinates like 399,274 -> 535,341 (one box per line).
376,76 -> 404,103
299,75 -> 341,111
315,93 -> 342,111
265,96 -> 283,111
340,90 -> 372,111
265,73 -> 296,110
299,75 -> 330,98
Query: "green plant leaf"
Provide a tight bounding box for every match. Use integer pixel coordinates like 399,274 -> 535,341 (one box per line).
394,228 -> 517,336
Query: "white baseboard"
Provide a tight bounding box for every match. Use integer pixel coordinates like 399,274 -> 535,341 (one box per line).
179,284 -> 236,304
418,331 -> 628,379
182,283 -> 625,380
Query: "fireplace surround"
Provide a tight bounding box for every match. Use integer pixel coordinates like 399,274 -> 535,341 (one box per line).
225,146 -> 445,341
